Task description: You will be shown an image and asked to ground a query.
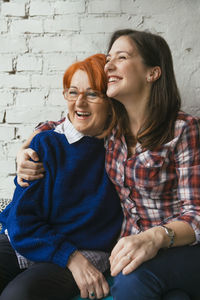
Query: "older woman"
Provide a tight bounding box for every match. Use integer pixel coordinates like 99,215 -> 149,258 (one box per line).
0,54 -> 123,300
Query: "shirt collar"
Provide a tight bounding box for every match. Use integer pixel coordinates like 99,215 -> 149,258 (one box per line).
54,115 -> 84,144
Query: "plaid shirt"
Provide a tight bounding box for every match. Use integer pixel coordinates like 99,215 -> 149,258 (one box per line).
105,111 -> 200,242
36,118 -> 66,131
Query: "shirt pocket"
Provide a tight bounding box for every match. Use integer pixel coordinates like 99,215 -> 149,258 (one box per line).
133,151 -> 167,190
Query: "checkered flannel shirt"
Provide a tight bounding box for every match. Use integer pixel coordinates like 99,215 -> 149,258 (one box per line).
105,111 -> 200,242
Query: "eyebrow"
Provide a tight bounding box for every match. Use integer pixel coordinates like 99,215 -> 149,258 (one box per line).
106,50 -> 132,57
69,86 -> 93,91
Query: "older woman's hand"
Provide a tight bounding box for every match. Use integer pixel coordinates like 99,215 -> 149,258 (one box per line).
110,227 -> 165,276
17,148 -> 45,187
67,251 -> 109,299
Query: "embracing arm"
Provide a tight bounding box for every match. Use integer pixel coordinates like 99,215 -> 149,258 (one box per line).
17,119 -> 64,186
17,129 -> 45,186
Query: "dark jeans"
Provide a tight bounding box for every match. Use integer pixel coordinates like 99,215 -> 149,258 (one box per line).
0,234 -> 79,300
111,244 -> 200,300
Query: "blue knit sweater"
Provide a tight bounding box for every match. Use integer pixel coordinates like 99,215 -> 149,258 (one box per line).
0,131 -> 123,268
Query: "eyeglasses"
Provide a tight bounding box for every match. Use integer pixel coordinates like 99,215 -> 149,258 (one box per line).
63,88 -> 106,103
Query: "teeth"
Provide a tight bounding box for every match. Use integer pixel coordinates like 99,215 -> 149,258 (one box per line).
108,77 -> 120,82
76,111 -> 91,116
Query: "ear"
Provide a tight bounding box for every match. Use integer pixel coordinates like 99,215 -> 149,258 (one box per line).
146,66 -> 161,83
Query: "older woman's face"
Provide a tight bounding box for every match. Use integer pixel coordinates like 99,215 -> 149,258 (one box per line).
66,69 -> 110,136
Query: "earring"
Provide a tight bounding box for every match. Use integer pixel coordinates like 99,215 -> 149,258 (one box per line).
147,77 -> 151,82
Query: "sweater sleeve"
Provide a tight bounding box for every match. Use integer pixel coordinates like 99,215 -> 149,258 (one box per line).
7,133 -> 77,268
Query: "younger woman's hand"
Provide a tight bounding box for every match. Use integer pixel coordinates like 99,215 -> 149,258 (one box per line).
67,251 -> 109,299
17,148 -> 45,187
110,228 -> 164,276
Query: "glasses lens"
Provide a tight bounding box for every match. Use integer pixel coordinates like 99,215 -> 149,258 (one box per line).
86,91 -> 100,101
66,88 -> 78,101
64,88 -> 104,102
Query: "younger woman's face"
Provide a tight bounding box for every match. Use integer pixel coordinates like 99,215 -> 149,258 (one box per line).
104,35 -> 150,103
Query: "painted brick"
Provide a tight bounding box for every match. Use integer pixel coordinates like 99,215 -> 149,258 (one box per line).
6,141 -> 25,158
31,75 -> 62,89
71,33 -> 106,53
0,36 -> 27,53
0,74 -> 30,89
80,15 -> 143,33
121,0 -> 176,15
29,36 -> 72,53
0,142 -> 6,160
16,125 -> 35,140
0,18 -> 7,33
44,16 -> 79,32
16,90 -> 46,106
0,110 -> 5,123
44,53 -> 76,72
0,176 -> 15,199
10,19 -> 43,34
0,160 -> 16,175
0,91 -> 13,106
29,1 -> 53,16
6,107 -> 63,125
88,0 -> 121,13
1,2 -> 25,17
0,56 -> 13,72
0,126 -> 15,141
54,0 -> 85,14
48,90 -> 66,106
17,55 -> 43,72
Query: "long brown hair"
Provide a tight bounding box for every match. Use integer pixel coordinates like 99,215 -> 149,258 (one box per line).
107,29 -> 181,150
63,54 -> 118,138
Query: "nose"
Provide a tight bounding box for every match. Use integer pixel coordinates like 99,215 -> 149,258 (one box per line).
75,93 -> 87,106
104,59 -> 115,73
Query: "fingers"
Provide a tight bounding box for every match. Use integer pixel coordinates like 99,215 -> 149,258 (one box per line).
110,238 -> 124,265
17,176 -> 30,187
17,148 -> 45,185
68,252 -> 109,299
80,272 -> 109,299
110,232 -> 160,277
17,173 -> 44,187
89,273 -> 109,299
111,252 -> 132,276
122,256 -> 142,275
25,148 -> 40,162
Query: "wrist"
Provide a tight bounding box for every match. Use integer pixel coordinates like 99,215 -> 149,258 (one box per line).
149,226 -> 171,249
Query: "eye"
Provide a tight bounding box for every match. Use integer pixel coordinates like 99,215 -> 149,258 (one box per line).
118,55 -> 127,60
87,91 -> 98,98
69,89 -> 78,95
105,56 -> 111,64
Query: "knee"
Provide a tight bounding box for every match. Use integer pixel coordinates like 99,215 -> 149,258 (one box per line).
1,278 -> 35,300
111,268 -> 161,300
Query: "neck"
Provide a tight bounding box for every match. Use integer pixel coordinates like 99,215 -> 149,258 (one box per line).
123,94 -> 149,137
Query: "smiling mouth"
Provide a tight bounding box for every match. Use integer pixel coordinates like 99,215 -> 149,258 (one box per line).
108,76 -> 121,84
76,111 -> 91,118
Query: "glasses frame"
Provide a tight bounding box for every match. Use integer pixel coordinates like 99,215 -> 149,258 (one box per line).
63,88 -> 106,104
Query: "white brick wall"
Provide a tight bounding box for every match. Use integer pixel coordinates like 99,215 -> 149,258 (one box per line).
0,0 -> 200,200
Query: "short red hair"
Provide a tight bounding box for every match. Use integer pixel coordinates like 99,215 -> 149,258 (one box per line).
63,54 -> 107,94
